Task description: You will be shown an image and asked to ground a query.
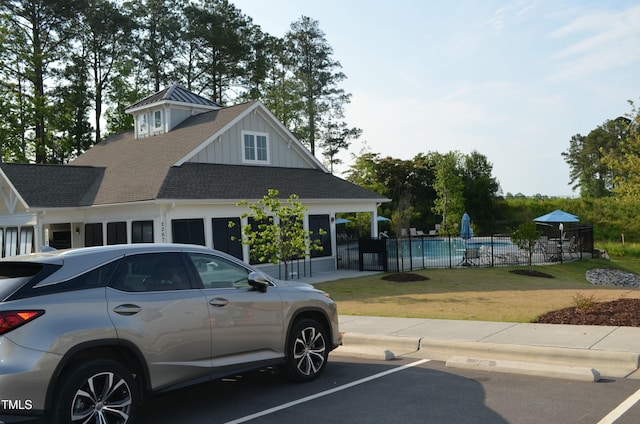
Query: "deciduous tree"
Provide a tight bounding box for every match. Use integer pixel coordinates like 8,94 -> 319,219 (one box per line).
463,150 -> 503,230
235,189 -> 324,280
510,221 -> 540,270
562,116 -> 631,198
432,152 -> 465,234
602,101 -> 640,199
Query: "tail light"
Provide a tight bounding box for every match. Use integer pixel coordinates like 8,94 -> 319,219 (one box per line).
0,310 -> 45,335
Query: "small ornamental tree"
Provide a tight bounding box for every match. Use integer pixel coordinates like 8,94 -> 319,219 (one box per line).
510,221 -> 541,270
391,189 -> 412,238
233,189 -> 325,280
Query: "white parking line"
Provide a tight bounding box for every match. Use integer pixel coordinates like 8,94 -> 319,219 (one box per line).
597,388 -> 640,424
224,359 -> 431,424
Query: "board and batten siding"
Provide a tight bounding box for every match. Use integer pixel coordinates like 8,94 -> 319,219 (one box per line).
187,110 -> 315,169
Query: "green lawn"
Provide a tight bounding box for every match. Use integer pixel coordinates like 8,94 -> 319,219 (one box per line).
316,258 -> 640,322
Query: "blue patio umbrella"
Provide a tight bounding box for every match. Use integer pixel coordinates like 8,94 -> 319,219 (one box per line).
533,209 -> 579,223
334,217 -> 351,224
377,216 -> 391,222
460,213 -> 473,240
459,213 -> 474,266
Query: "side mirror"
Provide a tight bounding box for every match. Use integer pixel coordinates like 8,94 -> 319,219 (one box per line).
248,271 -> 270,293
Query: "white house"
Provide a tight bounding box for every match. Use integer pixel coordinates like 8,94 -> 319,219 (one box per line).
0,85 -> 389,276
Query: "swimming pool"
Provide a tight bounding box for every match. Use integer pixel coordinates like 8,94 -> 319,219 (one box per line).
388,238 -> 513,259
337,236 -> 521,272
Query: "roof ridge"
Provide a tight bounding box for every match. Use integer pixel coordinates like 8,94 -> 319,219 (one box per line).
126,85 -> 221,111
163,84 -> 179,100
0,162 -> 100,170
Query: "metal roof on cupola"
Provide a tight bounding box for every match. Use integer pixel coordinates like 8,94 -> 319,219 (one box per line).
125,84 -> 221,113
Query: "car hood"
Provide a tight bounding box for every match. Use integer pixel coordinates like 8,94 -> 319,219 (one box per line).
274,279 -> 314,289
274,279 -> 333,300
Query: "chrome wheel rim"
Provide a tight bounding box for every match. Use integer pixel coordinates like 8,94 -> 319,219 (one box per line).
293,326 -> 326,376
71,371 -> 132,424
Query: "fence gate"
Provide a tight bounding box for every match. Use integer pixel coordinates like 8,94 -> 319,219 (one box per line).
358,238 -> 388,272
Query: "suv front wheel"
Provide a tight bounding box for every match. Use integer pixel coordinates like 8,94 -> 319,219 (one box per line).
281,319 -> 329,382
53,359 -> 139,424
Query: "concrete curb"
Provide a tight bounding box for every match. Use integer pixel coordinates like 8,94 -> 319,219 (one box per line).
341,333 -> 421,351
332,345 -> 396,361
445,356 -> 601,382
418,338 -> 640,378
337,332 -> 640,380
333,333 -> 420,360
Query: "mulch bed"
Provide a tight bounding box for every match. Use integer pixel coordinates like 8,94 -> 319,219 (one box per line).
533,298 -> 640,327
510,269 -> 554,278
381,273 -> 429,282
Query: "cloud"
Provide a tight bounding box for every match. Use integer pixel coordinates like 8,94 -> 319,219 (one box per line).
482,0 -> 538,31
546,4 -> 640,81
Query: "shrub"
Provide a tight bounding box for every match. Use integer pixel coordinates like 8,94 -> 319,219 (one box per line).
572,293 -> 596,312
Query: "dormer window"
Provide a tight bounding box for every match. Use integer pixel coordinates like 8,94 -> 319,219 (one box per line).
138,114 -> 148,136
242,131 -> 269,164
126,85 -> 221,139
154,110 -> 163,131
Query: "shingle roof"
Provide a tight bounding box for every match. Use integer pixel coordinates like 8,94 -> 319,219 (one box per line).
158,163 -> 387,200
0,163 -> 104,208
127,84 -> 221,110
71,102 -> 255,204
7,95 -> 385,209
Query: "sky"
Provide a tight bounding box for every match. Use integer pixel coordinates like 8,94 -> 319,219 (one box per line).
231,0 -> 640,197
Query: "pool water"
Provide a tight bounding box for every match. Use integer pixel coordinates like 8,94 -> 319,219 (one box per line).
389,238 -> 512,259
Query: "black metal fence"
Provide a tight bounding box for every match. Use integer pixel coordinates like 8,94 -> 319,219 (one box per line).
337,224 -> 594,272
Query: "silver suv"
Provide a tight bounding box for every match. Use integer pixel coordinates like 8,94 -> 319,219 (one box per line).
0,244 -> 340,423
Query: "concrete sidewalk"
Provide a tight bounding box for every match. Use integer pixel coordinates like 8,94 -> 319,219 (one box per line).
335,315 -> 640,382
296,270 -> 640,381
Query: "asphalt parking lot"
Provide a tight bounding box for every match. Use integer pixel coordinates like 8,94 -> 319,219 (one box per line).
137,356 -> 640,424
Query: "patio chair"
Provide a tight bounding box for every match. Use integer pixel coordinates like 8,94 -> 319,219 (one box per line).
409,228 -> 424,236
501,252 -> 521,265
562,235 -> 578,259
535,236 -> 548,253
464,247 -> 480,266
544,241 -> 560,262
479,245 -> 491,265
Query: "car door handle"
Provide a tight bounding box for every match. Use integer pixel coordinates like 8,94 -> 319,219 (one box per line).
113,304 -> 142,315
209,298 -> 229,307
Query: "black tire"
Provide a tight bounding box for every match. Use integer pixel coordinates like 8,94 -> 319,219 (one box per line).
53,359 -> 139,424
281,319 -> 329,383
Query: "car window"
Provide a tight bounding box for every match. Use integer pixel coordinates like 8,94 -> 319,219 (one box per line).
110,253 -> 191,292
0,262 -> 58,300
187,253 -> 249,289
32,260 -> 118,295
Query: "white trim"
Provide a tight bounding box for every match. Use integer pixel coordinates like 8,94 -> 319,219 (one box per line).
153,110 -> 163,131
0,168 -> 29,213
125,99 -> 220,115
137,113 -> 149,138
241,130 -> 270,164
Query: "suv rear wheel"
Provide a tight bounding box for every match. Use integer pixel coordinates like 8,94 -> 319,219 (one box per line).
281,319 -> 329,382
53,359 -> 139,424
